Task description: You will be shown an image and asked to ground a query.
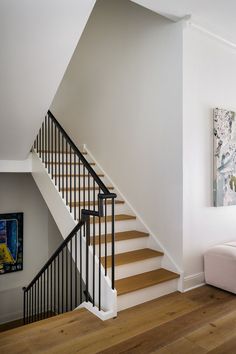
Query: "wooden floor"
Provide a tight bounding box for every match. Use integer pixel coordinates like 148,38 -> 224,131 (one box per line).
1,285 -> 236,353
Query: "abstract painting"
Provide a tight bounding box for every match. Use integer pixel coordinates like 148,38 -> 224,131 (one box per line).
214,108 -> 236,206
0,213 -> 23,274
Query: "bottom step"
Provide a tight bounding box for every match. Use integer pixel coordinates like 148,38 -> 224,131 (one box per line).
116,269 -> 180,312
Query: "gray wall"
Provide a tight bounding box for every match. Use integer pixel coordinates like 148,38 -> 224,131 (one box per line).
51,0 -> 183,269
0,173 -> 63,323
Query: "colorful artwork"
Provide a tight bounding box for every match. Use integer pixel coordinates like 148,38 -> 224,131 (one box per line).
214,108 -> 236,206
0,213 -> 23,274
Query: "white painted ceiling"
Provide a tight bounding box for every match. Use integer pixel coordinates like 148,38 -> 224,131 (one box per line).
0,0 -> 95,160
133,0 -> 236,44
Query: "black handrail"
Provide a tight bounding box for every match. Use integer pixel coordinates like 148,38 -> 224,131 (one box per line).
23,220 -> 84,292
48,110 -> 110,195
24,111 -> 117,324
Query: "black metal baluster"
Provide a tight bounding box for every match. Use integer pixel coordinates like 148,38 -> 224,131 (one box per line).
48,114 -> 50,174
62,137 -> 65,199
75,234 -> 78,308
45,116 -> 47,168
70,239 -> 73,310
36,134 -> 39,154
43,271 -> 46,319
50,264 -> 52,316
58,130 -> 61,192
83,165 -> 85,211
39,128 -> 42,158
51,117 -> 54,180
54,259 -> 56,314
34,283 -> 36,322
26,289 -> 28,324
47,267 -> 49,318
40,275 -> 43,320
66,244 -> 68,312
23,290 -> 26,325
111,197 -> 115,290
70,146 -> 72,213
66,142 -> 68,205
62,249 -> 64,313
78,158 -> 81,219
93,181 -> 96,306
80,227 -> 82,303
42,121 -> 44,163
57,254 -> 60,314
74,153 -> 76,220
105,198 -> 107,276
99,188 -> 101,311
55,125 -> 57,186
88,173 -> 90,213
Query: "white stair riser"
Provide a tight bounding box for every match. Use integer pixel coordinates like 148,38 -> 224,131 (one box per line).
117,279 -> 179,312
90,220 -> 137,234
107,257 -> 163,280
95,237 -> 148,257
60,202 -> 128,217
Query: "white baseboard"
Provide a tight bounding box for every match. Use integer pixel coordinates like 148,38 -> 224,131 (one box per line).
0,311 -> 22,325
183,272 -> 205,292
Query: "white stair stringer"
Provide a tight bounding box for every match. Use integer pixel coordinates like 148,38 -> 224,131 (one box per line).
31,150 -> 117,320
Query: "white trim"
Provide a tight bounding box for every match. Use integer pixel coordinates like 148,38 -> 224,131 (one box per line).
0,311 -> 22,325
183,272 -> 205,292
0,154 -> 32,172
77,296 -> 117,321
83,144 -> 182,278
183,17 -> 236,51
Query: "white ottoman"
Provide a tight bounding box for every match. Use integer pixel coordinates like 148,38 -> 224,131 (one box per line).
204,242 -> 236,293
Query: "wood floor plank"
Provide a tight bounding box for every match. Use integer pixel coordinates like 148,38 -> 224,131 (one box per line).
151,338 -> 208,354
98,293 -> 236,354
0,286 -> 235,354
186,309 -> 236,351
208,334 -> 236,354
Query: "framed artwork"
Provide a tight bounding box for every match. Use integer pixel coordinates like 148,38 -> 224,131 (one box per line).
213,108 -> 236,206
0,213 -> 23,274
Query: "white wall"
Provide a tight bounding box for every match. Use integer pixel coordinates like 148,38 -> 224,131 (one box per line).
0,0 -> 95,160
51,0 -> 183,269
183,25 -> 236,289
0,173 -> 63,323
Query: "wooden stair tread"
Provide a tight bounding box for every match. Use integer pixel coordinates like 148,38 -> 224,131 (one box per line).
102,248 -> 164,268
38,150 -> 87,155
92,230 -> 149,244
61,186 -> 114,191
54,174 -> 104,177
91,214 -> 136,224
48,162 -> 95,166
70,200 -> 124,207
116,269 -> 179,296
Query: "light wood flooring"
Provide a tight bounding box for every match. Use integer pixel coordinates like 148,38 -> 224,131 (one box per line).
1,285 -> 236,353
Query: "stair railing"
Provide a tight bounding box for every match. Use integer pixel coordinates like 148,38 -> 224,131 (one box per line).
23,111 -> 116,324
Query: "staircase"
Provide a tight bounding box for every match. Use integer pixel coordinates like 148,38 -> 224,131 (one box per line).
24,111 -> 179,324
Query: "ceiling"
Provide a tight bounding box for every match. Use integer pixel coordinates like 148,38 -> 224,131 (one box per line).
133,0 -> 236,44
0,0 -> 95,160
